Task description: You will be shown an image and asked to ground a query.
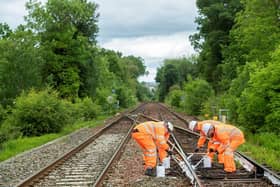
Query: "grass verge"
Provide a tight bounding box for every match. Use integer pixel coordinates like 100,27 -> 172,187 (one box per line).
238,132 -> 280,172
0,115 -> 109,162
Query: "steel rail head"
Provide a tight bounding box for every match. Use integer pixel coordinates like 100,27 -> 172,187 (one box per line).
15,115 -> 128,187
93,121 -> 135,187
15,103 -> 146,187
168,135 -> 203,187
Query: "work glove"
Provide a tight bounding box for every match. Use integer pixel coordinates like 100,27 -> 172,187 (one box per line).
194,148 -> 200,153
209,148 -> 218,154
209,148 -> 215,153
166,149 -> 173,156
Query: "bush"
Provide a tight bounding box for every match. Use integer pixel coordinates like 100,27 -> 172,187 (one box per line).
0,104 -> 6,124
116,85 -> 137,108
182,79 -> 214,115
73,97 -> 101,121
5,89 -> 71,137
0,124 -> 21,145
165,89 -> 184,108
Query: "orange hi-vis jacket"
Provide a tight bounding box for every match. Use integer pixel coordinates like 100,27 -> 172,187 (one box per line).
132,121 -> 170,169
134,121 -> 170,151
196,120 -> 223,148
213,124 -> 245,172
212,124 -> 245,154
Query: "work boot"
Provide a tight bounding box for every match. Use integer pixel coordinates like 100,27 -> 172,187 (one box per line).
144,167 -> 154,176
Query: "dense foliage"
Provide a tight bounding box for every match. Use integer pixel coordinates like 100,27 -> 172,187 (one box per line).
0,0 -> 152,145
189,0 -> 243,91
158,0 -> 280,136
156,57 -> 197,101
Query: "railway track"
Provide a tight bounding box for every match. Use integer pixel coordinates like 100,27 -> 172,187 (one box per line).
14,102 -> 279,186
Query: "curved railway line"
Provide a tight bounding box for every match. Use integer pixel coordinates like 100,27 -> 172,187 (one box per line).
9,102 -> 280,186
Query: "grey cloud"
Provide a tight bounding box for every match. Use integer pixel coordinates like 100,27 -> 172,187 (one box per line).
94,0 -> 197,41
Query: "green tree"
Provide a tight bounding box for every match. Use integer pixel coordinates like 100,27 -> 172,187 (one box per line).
25,0 -> 99,99
0,27 -> 44,105
221,0 -> 280,90
156,63 -> 179,101
182,79 -> 214,115
190,0 -> 242,91
238,46 -> 280,133
165,86 -> 184,108
0,23 -> 12,39
136,82 -> 153,102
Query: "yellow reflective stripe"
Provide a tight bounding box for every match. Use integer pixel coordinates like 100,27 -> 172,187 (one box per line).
159,141 -> 166,145
156,135 -> 165,139
224,148 -> 233,156
148,123 -> 156,138
144,152 -> 157,157
144,124 -> 156,139
146,148 -> 156,153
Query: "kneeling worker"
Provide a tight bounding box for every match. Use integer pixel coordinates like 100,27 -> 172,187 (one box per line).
132,121 -> 173,176
189,120 -> 245,173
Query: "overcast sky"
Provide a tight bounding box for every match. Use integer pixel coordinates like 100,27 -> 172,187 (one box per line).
0,0 -> 198,82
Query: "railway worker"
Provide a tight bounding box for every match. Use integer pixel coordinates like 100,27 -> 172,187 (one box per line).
189,120 -> 224,164
189,120 -> 245,173
132,121 -> 174,176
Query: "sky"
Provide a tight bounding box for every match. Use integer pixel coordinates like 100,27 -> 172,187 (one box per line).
0,0 -> 198,82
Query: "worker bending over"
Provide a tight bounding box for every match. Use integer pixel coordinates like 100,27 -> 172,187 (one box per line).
132,121 -> 173,176
189,120 -> 224,164
189,120 -> 245,173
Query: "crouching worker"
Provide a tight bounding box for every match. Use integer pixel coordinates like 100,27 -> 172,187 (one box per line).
132,121 -> 174,176
189,120 -> 224,164
190,120 -> 245,173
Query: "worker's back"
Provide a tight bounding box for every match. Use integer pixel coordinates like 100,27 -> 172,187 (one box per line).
135,121 -> 167,139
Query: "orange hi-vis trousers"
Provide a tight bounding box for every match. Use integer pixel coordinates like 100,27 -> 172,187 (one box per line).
223,136 -> 245,172
132,121 -> 170,169
214,125 -> 245,172
132,132 -> 167,169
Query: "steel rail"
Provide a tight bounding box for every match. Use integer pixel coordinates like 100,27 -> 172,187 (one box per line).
15,115 -> 130,187
140,113 -> 203,186
15,103 -> 145,187
168,135 -> 203,187
174,126 -> 280,186
156,103 -> 280,186
93,115 -> 137,186
159,103 -> 280,186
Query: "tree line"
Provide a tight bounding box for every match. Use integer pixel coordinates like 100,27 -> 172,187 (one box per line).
156,0 -> 280,134
0,0 -> 152,144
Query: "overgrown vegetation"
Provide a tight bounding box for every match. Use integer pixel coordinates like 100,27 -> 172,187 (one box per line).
156,0 -> 280,170
0,0 -> 153,155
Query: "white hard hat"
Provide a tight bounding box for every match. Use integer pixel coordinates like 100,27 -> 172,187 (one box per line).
189,120 -> 197,131
166,121 -> 174,132
202,123 -> 213,135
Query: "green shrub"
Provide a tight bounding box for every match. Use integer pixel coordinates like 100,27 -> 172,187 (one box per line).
182,79 -> 214,115
116,85 -> 137,108
0,104 -> 6,124
237,47 -> 280,133
165,89 -> 184,108
0,124 -> 21,145
73,97 -> 101,121
5,89 -> 71,137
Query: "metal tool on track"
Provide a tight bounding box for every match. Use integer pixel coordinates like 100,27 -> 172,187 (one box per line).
168,133 -> 203,187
